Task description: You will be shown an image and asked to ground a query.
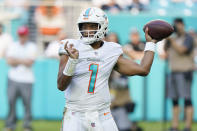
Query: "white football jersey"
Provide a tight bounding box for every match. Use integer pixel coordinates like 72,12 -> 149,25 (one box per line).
59,39 -> 123,112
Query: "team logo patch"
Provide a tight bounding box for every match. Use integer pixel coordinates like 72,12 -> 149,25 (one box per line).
83,8 -> 92,20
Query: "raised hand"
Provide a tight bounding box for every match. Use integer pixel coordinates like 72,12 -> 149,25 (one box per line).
64,41 -> 79,59
145,28 -> 158,43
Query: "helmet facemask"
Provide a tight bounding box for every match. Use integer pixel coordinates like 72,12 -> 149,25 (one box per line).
77,7 -> 108,45
78,22 -> 107,44
78,23 -> 100,44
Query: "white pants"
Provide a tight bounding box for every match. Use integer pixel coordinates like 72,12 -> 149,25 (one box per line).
61,108 -> 119,131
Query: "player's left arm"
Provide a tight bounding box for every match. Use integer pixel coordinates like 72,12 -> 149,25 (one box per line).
115,28 -> 158,76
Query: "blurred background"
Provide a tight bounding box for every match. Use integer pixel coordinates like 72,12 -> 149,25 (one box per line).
0,0 -> 197,131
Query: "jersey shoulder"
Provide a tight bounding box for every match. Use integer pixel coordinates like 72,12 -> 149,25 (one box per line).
104,41 -> 123,56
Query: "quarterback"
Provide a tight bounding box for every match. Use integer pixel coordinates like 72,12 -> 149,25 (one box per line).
58,7 -> 159,131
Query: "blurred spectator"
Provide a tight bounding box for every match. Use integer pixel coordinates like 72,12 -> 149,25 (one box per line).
188,29 -> 197,46
127,0 -> 146,13
92,0 -> 112,8
4,26 -> 37,131
137,0 -> 149,5
188,29 -> 197,69
105,32 -> 119,42
0,24 -> 13,59
164,18 -> 194,131
5,0 -> 29,8
101,0 -> 122,13
121,29 -> 144,131
35,5 -> 65,54
35,5 -> 64,36
116,0 -> 149,10
92,0 -> 149,11
110,71 -> 136,131
156,40 -> 167,60
123,29 -> 145,60
106,32 -> 142,131
4,0 -> 29,22
115,0 -> 133,10
45,32 -> 67,59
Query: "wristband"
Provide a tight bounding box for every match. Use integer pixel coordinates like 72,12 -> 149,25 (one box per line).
63,57 -> 78,76
144,42 -> 156,52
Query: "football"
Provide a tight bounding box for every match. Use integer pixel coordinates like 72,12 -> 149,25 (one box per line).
143,19 -> 174,40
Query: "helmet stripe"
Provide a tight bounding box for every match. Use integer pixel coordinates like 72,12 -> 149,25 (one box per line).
84,8 -> 91,18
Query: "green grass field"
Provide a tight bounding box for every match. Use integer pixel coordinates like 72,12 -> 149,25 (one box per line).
0,120 -> 197,131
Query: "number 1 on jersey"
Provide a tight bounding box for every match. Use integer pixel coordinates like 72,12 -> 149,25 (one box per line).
88,64 -> 99,93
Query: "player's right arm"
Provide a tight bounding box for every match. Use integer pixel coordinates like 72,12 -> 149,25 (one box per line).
57,55 -> 71,91
57,41 -> 79,91
115,28 -> 158,76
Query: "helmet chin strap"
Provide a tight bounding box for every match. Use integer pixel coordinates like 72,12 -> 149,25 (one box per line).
85,39 -> 103,45
81,37 -> 95,45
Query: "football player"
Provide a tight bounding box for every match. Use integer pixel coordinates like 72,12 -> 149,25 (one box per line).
58,7 -> 159,131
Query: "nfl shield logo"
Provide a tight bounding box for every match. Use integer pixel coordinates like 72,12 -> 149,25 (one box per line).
91,123 -> 95,127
